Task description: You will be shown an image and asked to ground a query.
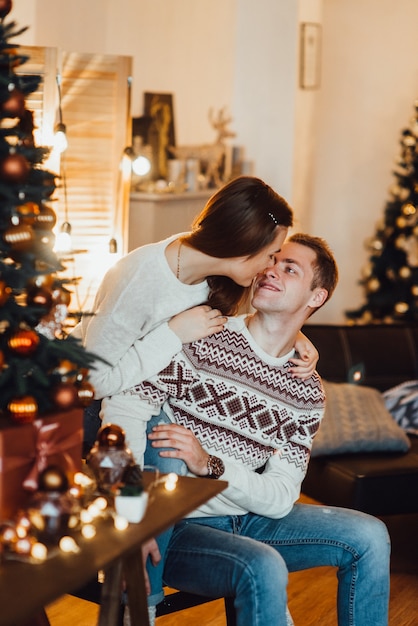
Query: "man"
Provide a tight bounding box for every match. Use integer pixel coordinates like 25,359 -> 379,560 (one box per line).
116,234 -> 390,626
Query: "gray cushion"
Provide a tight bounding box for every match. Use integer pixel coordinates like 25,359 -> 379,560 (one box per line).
383,380 -> 418,435
311,380 -> 411,457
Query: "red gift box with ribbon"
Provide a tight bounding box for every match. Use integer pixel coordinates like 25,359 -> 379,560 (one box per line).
0,408 -> 83,521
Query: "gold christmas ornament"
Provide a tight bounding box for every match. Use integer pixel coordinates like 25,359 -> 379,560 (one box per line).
367,278 -> 380,292
399,266 -> 412,278
33,205 -> 57,230
8,328 -> 40,354
411,285 -> 418,296
8,395 -> 38,423
16,201 -> 40,225
394,302 -> 409,314
3,223 -> 34,251
396,216 -> 407,228
402,203 -> 416,216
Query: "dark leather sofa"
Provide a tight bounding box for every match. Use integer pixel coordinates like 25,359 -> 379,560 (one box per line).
301,323 -> 418,515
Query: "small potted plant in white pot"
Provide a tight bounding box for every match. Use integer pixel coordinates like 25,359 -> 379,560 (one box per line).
114,464 -> 148,523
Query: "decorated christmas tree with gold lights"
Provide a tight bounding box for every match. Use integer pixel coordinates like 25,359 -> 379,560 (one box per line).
346,100 -> 418,324
0,1 -> 96,422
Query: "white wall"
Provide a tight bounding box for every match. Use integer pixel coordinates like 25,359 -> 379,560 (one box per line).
13,0 -> 418,323
307,0 -> 418,322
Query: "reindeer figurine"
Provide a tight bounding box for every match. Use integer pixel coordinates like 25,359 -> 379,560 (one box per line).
169,107 -> 236,188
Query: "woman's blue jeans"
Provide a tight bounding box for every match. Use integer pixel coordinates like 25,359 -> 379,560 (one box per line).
144,411 -> 390,625
143,411 -> 187,606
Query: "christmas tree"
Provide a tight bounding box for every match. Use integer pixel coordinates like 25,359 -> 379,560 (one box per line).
0,1 -> 97,421
346,100 -> 418,324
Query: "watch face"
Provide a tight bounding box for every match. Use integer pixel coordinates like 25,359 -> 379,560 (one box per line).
208,455 -> 225,478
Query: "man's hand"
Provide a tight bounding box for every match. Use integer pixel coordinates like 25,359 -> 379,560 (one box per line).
142,539 -> 161,595
168,305 -> 226,343
148,423 -> 209,476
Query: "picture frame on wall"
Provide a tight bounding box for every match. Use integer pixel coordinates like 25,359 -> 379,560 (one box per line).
299,23 -> 321,90
144,92 -> 176,180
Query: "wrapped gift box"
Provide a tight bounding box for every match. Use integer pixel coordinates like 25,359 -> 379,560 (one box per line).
0,408 -> 83,521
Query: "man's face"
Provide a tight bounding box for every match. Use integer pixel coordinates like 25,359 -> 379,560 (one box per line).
251,240 -> 324,315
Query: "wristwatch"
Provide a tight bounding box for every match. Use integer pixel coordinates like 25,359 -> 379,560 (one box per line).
206,454 -> 225,479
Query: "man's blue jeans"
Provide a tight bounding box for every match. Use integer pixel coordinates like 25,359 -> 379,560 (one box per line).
163,506 -> 390,626
144,411 -> 390,624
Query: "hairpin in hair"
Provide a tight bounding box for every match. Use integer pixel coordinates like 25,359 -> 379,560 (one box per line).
268,212 -> 279,225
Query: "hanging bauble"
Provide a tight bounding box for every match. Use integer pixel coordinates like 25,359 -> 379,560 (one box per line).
16,201 -> 40,225
50,382 -> 78,410
0,152 -> 30,183
0,279 -> 12,305
53,359 -> 77,382
26,286 -> 54,309
8,395 -> 38,423
8,328 -> 40,355
0,350 -> 4,370
0,0 -> 12,19
367,278 -> 380,292
0,87 -> 25,118
396,216 -> 407,228
395,302 -> 409,314
402,203 -> 416,216
77,380 -> 95,406
3,223 -> 34,251
33,205 -> 57,230
399,266 -> 411,279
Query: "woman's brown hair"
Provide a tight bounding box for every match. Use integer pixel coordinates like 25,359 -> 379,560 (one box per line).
183,176 -> 293,315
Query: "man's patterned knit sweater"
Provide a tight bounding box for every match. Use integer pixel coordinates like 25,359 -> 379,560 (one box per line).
115,315 -> 325,519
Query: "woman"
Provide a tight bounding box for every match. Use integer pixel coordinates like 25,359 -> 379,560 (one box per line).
78,176 -> 318,444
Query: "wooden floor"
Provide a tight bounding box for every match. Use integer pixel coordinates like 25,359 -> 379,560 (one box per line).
46,496 -> 418,626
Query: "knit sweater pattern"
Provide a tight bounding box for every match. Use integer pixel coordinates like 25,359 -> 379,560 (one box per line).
129,316 -> 325,519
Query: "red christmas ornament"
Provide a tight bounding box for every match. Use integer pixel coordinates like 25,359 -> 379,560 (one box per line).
33,205 -> 57,230
50,382 -> 78,410
77,380 -> 95,406
0,0 -> 12,19
0,152 -> 30,183
16,201 -> 40,225
0,279 -> 12,305
3,223 -> 34,251
26,286 -> 53,309
1,88 -> 25,118
8,329 -> 40,355
8,395 -> 38,424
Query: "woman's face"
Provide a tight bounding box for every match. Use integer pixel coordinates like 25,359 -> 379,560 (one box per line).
227,227 -> 288,287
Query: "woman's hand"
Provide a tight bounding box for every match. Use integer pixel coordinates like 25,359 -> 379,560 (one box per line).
289,330 -> 319,379
168,305 -> 226,343
148,423 -> 209,476
141,538 -> 161,595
